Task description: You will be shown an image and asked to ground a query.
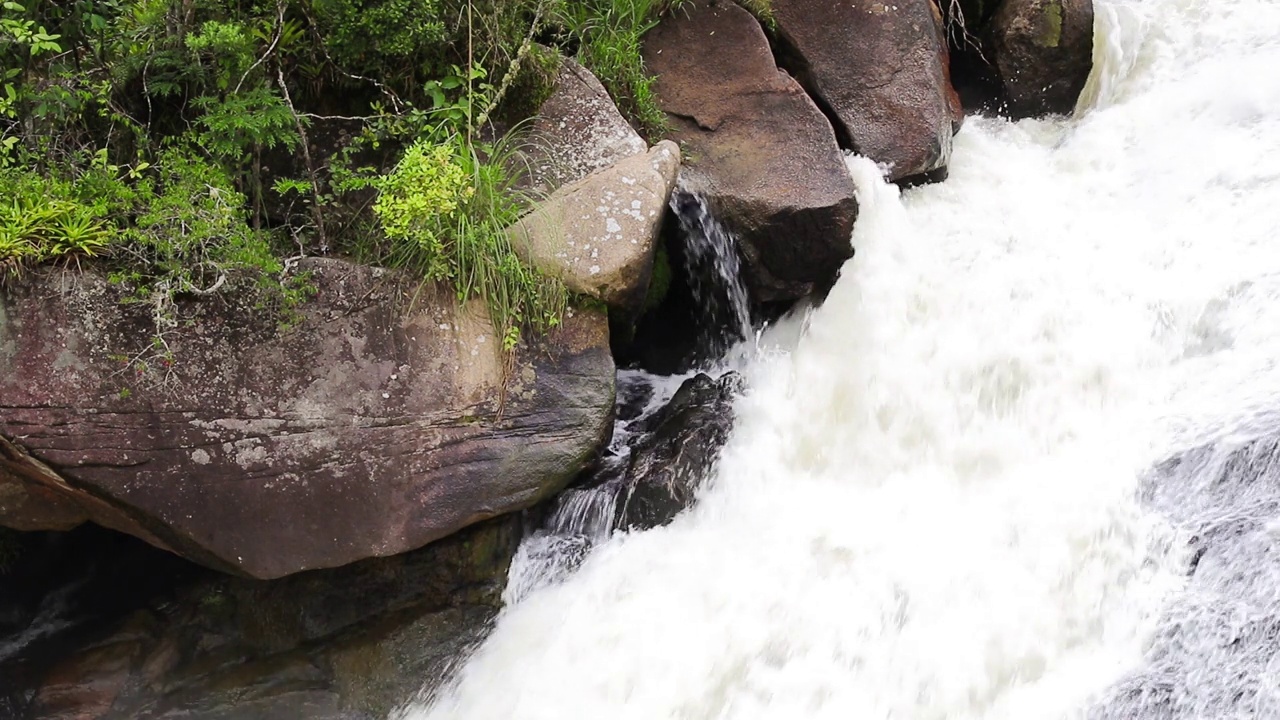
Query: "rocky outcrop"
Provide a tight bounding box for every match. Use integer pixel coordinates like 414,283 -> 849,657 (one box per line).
507,142 -> 680,316
643,0 -> 858,303
616,372 -> 741,530
0,259 -> 614,579
524,55 -> 649,195
988,0 -> 1094,117
770,0 -> 960,182
1,517 -> 520,720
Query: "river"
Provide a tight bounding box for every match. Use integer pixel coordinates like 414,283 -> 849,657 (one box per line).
401,0 -> 1280,717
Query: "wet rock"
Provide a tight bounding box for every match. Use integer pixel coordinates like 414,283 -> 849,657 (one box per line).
988,0 -> 1094,117
524,55 -> 650,195
0,258 -> 614,579
2,516 -> 521,720
617,372 -> 742,530
642,0 -> 858,303
507,142 -> 680,315
771,0 -> 960,182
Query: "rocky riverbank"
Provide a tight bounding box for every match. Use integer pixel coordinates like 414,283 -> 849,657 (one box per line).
0,0 -> 1096,715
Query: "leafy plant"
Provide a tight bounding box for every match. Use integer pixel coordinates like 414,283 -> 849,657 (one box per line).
372,133 -> 565,349
554,0 -> 683,139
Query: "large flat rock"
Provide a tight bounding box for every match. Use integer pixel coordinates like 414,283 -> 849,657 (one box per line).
0,259 -> 614,579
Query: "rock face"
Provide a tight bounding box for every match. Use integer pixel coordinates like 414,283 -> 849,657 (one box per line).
989,0 -> 1095,117
0,259 -> 614,579
508,141 -> 680,316
771,0 -> 960,182
643,0 -> 858,303
0,517 -> 520,720
616,372 -> 741,530
524,55 -> 649,195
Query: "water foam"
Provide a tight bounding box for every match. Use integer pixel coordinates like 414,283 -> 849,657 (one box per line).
399,0 -> 1280,716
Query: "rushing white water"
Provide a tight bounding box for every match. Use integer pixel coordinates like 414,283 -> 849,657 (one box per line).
400,0 -> 1280,717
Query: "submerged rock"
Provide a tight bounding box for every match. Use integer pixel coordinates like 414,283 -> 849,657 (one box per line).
617,372 -> 742,530
0,258 -> 614,579
507,142 -> 680,316
642,0 -> 858,303
988,0 -> 1094,117
771,0 -> 960,182
0,517 -> 520,720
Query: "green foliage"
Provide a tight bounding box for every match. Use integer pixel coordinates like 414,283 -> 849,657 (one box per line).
0,165 -> 117,276
193,88 -> 300,160
554,0 -> 682,139
372,134 -> 565,349
735,0 -> 774,28
311,0 -> 447,76
0,0 -> 687,353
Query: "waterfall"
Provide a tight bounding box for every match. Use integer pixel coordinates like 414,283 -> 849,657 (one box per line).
399,0 -> 1280,717
670,189 -> 755,359
502,195 -> 755,606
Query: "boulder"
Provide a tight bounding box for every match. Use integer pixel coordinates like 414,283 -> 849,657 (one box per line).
616,372 -> 741,530
524,55 -> 650,195
988,0 -> 1095,117
0,258 -> 614,579
770,0 -> 960,182
2,516 -> 520,720
507,141 -> 680,316
642,0 -> 858,303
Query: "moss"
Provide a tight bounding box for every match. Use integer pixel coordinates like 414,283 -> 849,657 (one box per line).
1038,0 -> 1064,48
643,241 -> 672,313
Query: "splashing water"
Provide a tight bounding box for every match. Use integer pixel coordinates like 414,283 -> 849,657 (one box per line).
670,189 -> 755,362
399,0 -> 1280,717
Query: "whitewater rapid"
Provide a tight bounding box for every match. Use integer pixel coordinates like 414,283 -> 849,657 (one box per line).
401,0 -> 1280,717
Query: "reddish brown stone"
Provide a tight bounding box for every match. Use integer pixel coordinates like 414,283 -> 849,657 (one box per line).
643,0 -> 858,302
0,259 -> 614,579
771,0 -> 959,182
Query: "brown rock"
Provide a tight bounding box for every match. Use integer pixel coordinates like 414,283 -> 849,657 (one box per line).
989,0 -> 1095,117
0,259 -> 614,579
643,0 -> 858,303
771,0 -> 959,182
508,141 -> 680,316
524,55 -> 650,195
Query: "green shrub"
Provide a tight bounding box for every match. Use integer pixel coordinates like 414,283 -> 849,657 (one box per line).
372,134 -> 565,349
555,0 -> 683,139
0,166 -> 117,277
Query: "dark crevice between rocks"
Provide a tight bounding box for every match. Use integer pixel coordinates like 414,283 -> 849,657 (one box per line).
754,12 -> 950,190
760,23 -> 857,156
948,41 -> 1009,115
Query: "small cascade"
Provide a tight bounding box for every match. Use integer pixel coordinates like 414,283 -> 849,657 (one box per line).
503,370 -> 700,605
502,196 -> 755,605
669,190 -> 755,361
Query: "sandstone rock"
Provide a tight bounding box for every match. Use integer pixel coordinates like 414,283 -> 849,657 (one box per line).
989,0 -> 1095,117
617,372 -> 741,530
3,516 -> 520,719
524,55 -> 649,195
0,259 -> 614,579
507,142 -> 680,316
643,0 -> 858,303
771,0 -> 959,182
